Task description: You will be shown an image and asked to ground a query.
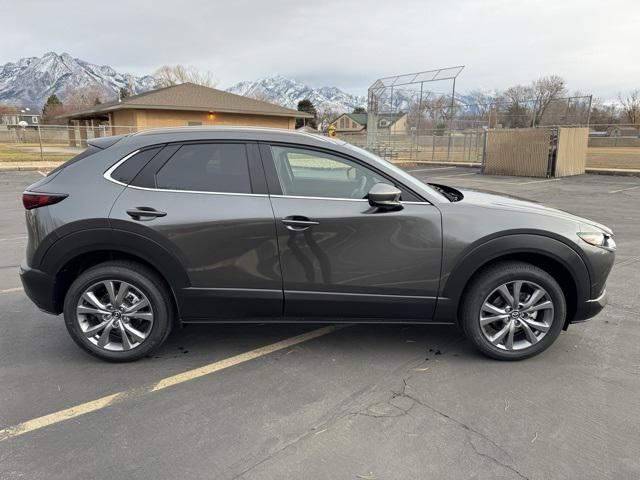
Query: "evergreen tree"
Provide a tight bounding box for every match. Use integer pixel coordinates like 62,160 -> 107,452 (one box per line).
41,94 -> 63,122
296,99 -> 318,128
352,107 -> 367,114
119,87 -> 131,100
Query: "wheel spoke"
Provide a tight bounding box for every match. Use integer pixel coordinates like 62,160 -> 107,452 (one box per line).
489,322 -> 511,346
480,314 -> 508,326
125,298 -> 149,314
114,282 -> 130,308
482,302 -> 507,316
97,320 -> 115,347
83,291 -> 108,311
497,285 -> 514,308
103,281 -> 117,306
524,288 -> 545,309
83,320 -> 110,338
123,323 -> 146,343
127,311 -> 153,322
77,305 -> 110,316
522,318 -> 550,333
118,323 -> 133,350
512,281 -> 522,307
505,321 -> 516,350
522,300 -> 553,314
520,320 -> 539,345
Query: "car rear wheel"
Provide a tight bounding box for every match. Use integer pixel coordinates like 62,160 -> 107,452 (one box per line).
461,261 -> 566,360
63,261 -> 172,362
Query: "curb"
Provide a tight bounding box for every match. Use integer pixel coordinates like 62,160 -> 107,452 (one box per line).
585,168 -> 640,177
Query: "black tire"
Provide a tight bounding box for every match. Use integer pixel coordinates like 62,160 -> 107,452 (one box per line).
460,261 -> 566,361
63,261 -> 173,362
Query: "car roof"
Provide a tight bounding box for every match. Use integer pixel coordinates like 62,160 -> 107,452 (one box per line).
124,126 -> 347,149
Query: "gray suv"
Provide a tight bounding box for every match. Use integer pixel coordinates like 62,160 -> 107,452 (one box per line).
20,127 -> 615,362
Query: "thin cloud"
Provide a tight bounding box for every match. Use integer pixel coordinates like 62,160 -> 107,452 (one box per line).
1,0 -> 637,98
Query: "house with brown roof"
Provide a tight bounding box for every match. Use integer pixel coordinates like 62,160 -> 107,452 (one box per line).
332,113 -> 368,133
61,83 -> 312,136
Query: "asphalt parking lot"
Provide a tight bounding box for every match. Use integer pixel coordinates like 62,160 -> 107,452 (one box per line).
1,167 -> 639,479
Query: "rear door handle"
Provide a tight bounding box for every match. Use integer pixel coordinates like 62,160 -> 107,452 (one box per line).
126,207 -> 167,220
282,216 -> 319,231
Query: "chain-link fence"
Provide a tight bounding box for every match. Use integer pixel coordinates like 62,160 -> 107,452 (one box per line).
0,124 -> 139,166
1,121 -> 638,172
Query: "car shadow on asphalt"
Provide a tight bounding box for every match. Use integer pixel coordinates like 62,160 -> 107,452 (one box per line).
152,322 -> 479,364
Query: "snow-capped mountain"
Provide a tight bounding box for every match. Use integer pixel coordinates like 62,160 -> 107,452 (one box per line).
227,76 -> 366,113
0,52 -> 156,108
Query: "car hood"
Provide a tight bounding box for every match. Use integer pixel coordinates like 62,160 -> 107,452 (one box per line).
457,188 -> 613,234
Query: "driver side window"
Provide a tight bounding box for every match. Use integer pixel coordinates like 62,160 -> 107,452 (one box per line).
270,145 -> 386,200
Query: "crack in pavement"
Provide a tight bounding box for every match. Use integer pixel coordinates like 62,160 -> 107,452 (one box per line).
352,377 -> 531,479
467,434 -> 530,480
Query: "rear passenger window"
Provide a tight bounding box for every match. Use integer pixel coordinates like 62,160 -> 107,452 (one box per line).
155,143 -> 252,193
111,147 -> 162,184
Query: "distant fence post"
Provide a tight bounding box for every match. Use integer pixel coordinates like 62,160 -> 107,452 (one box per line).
37,125 -> 44,162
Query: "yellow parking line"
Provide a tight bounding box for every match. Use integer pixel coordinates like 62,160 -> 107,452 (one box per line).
0,324 -> 346,442
0,287 -> 23,294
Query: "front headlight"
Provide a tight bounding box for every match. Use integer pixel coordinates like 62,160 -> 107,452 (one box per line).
577,232 -> 616,251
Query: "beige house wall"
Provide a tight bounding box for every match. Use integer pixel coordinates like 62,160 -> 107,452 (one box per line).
110,109 -> 294,130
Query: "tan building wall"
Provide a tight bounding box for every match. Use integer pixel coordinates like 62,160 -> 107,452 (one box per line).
111,108 -> 294,130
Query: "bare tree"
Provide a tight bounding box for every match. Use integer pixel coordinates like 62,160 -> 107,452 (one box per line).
153,65 -> 218,88
466,90 -> 496,119
618,90 -> 640,125
530,75 -> 567,126
61,86 -> 107,114
316,107 -> 340,130
500,85 -> 533,128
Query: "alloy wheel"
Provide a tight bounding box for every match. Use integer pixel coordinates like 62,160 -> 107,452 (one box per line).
76,280 -> 154,352
479,280 -> 554,351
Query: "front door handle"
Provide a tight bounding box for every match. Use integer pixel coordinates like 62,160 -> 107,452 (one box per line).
282,216 -> 319,231
126,207 -> 167,220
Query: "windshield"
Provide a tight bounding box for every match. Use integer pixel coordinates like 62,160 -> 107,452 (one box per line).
342,143 -> 450,201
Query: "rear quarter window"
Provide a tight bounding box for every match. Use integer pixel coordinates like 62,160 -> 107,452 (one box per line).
110,147 -> 163,184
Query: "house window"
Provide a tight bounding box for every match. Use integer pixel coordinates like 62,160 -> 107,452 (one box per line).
32,116 -> 38,124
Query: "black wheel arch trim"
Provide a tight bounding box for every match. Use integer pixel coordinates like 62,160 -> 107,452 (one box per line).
38,228 -> 189,316
435,233 -> 591,322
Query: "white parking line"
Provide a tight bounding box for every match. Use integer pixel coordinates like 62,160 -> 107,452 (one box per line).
429,172 -> 478,179
517,178 -> 561,186
37,171 -> 47,177
407,167 -> 457,173
0,235 -> 27,243
0,324 -> 347,442
609,185 -> 640,194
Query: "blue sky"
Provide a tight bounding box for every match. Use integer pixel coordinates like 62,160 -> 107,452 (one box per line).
2,0 -> 638,98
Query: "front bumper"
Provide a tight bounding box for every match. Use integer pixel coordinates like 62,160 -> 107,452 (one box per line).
19,262 -> 59,315
572,288 -> 608,324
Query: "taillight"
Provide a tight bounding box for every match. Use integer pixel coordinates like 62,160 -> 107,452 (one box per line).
22,192 -> 68,210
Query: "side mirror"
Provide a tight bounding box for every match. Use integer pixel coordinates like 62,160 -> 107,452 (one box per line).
367,183 -> 403,210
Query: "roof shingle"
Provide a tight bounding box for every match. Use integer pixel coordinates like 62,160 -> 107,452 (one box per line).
62,82 -> 313,119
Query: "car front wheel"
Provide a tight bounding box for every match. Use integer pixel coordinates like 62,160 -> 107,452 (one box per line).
461,261 -> 566,360
63,261 -> 173,362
